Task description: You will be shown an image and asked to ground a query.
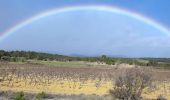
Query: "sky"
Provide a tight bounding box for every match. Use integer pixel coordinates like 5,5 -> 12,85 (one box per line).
0,0 -> 170,57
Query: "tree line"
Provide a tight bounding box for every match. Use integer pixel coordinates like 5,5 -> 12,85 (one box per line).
0,50 -> 170,68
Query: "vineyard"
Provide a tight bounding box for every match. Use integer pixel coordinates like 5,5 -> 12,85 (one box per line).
0,61 -> 170,99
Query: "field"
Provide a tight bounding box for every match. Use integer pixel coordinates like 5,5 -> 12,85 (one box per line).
0,61 -> 170,99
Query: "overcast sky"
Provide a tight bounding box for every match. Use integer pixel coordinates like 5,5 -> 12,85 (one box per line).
0,0 -> 170,57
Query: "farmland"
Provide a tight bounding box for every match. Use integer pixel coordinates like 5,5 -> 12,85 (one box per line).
0,60 -> 170,99
0,50 -> 170,99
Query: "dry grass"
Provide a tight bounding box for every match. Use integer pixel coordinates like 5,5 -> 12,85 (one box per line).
0,62 -> 170,99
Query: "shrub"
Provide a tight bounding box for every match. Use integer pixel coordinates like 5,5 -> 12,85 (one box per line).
110,68 -> 152,100
157,95 -> 167,100
14,92 -> 25,100
36,92 -> 47,100
1,56 -> 10,61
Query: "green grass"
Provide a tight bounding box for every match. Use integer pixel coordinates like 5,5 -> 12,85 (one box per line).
5,60 -> 110,68
29,60 -> 93,67
136,59 -> 149,63
9,61 -> 27,64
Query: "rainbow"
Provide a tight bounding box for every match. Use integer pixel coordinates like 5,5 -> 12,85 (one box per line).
0,5 -> 170,41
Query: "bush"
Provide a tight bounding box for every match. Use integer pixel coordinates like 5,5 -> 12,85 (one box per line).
14,92 -> 25,100
110,68 -> 152,100
36,92 -> 47,100
1,56 -> 10,61
157,95 -> 167,100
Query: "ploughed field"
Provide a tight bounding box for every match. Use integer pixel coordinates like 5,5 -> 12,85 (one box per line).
0,61 -> 170,99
